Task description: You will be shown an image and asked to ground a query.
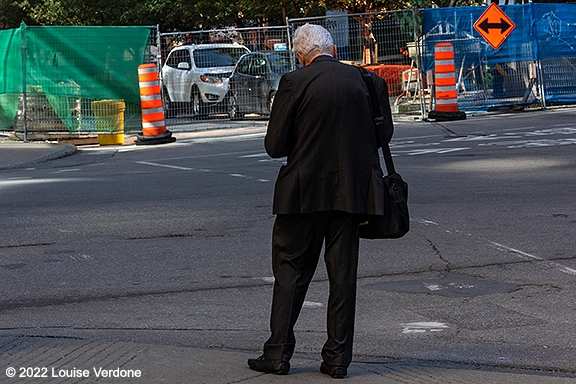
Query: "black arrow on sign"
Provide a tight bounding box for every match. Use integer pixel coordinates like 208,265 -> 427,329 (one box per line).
478,18 -> 512,34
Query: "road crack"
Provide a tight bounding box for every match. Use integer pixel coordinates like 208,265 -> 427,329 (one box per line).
425,237 -> 451,272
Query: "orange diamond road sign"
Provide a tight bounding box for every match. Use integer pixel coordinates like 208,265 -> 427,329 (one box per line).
474,3 -> 516,50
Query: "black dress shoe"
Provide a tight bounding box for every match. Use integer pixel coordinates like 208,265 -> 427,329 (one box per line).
320,361 -> 347,379
248,355 -> 290,375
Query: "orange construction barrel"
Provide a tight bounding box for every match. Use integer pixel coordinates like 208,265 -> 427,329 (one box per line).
428,43 -> 466,121
135,64 -> 175,145
138,64 -> 166,137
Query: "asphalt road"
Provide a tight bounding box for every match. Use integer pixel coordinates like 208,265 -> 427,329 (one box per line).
1,108 -> 575,378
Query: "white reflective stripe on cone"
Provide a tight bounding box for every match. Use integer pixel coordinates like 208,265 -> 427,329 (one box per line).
139,80 -> 160,88
142,121 -> 166,128
436,85 -> 457,92
436,99 -> 458,105
142,107 -> 164,115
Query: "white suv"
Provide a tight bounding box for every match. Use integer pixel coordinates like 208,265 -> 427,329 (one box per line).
161,43 -> 250,117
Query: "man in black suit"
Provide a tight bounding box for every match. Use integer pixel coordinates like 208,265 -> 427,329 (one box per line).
248,23 -> 394,379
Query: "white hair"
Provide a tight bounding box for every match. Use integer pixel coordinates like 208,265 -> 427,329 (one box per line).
293,23 -> 334,59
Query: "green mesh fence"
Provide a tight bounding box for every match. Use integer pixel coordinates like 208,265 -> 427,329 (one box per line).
0,23 -> 154,135
0,27 -> 22,130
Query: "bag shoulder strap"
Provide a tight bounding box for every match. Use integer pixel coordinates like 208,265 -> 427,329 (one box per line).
357,66 -> 396,175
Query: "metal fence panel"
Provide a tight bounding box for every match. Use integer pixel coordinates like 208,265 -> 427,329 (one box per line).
0,25 -> 155,139
288,10 -> 426,117
541,58 -> 576,104
532,4 -> 576,104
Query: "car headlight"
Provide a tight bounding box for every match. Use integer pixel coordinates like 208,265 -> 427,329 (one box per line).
200,74 -> 223,84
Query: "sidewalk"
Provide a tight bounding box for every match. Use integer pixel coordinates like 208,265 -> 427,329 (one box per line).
1,334 -> 574,383
0,140 -> 77,170
0,126 -> 267,170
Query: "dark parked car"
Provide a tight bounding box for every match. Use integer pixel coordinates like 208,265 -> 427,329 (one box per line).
227,51 -> 299,120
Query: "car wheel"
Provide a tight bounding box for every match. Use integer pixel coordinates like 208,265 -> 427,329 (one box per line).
190,86 -> 206,118
267,91 -> 276,115
162,87 -> 175,118
228,93 -> 243,121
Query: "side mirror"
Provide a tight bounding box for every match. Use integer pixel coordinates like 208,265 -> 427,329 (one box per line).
177,62 -> 190,70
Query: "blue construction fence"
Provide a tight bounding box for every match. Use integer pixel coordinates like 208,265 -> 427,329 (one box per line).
422,3 -> 576,111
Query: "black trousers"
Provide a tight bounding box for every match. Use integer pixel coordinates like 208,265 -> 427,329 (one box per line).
263,210 -> 360,368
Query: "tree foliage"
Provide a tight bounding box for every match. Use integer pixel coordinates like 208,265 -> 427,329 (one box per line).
0,0 -> 506,31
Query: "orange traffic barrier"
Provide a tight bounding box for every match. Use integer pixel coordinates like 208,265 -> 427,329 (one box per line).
136,64 -> 175,145
138,64 -> 166,136
428,43 -> 466,121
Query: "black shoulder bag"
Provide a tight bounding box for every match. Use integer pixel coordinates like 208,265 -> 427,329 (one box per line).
357,67 -> 410,239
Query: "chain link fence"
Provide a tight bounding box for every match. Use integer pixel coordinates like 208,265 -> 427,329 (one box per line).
158,10 -> 427,130
158,26 -> 292,128
287,10 -> 427,117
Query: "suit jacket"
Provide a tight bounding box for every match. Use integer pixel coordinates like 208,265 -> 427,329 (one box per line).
265,55 -> 394,215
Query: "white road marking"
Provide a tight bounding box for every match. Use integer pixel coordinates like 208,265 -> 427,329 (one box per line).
258,158 -> 285,163
413,218 -> 439,226
135,161 -> 194,171
239,153 -> 269,158
423,282 -> 475,292
52,168 -> 82,173
179,132 -> 266,143
414,220 -> 576,277
423,283 -> 443,291
303,301 -> 324,308
118,146 -> 153,153
135,161 -> 267,182
135,150 -> 265,162
402,322 -> 448,334
405,147 -> 470,156
490,138 -> 576,148
443,134 -> 500,142
490,242 -> 576,276
0,178 -> 80,187
393,126 -> 576,156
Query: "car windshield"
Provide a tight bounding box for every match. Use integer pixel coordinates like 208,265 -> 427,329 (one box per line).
193,47 -> 250,68
268,53 -> 297,75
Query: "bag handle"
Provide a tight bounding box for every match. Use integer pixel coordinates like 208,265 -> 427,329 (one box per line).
357,66 -> 396,176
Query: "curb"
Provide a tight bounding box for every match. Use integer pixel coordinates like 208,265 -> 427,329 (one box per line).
0,143 -> 77,170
